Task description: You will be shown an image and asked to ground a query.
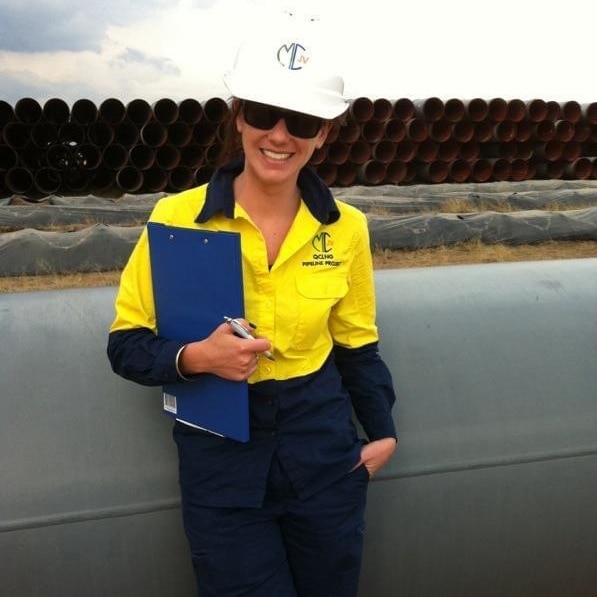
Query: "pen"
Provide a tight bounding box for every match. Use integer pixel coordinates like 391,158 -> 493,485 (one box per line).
224,316 -> 275,361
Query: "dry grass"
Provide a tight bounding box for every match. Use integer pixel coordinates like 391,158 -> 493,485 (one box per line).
441,197 -> 512,213
431,197 -> 595,214
367,197 -> 595,217
0,269 -> 123,293
1,240 -> 596,293
372,239 -> 597,268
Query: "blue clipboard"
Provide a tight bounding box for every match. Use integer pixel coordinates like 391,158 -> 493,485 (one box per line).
147,222 -> 249,442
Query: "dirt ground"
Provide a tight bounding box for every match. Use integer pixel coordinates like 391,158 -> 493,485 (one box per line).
1,239 -> 596,293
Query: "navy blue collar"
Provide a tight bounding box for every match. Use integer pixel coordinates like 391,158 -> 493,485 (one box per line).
195,158 -> 340,225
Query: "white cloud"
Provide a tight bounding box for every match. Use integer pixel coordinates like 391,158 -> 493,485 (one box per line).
0,0 -> 596,105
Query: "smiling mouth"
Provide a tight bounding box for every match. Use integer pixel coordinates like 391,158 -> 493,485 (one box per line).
261,149 -> 292,161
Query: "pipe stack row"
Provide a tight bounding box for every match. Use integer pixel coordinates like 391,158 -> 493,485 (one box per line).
0,97 -> 227,198
313,96 -> 597,186
2,96 -> 597,197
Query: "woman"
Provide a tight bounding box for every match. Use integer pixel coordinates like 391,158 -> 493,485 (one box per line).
108,13 -> 397,597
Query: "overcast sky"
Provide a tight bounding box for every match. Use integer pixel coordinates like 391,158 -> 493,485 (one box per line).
1,0 -> 596,107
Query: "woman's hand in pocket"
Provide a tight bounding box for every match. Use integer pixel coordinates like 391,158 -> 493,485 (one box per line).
356,438 -> 397,478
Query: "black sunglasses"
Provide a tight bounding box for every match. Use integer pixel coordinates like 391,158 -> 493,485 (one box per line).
242,100 -> 323,139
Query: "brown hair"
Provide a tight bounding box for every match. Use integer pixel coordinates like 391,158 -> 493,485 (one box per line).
215,98 -> 243,168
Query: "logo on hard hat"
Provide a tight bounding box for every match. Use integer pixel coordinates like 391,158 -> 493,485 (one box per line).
277,42 -> 310,71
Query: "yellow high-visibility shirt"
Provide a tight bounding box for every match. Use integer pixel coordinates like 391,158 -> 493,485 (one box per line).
111,171 -> 379,383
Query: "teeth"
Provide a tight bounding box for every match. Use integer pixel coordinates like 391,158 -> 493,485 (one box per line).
262,149 -> 291,161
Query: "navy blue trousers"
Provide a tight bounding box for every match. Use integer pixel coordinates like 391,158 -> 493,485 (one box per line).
180,454 -> 370,597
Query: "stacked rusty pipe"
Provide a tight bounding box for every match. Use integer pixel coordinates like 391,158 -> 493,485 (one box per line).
313,96 -> 597,186
0,97 -> 226,197
2,96 -> 597,197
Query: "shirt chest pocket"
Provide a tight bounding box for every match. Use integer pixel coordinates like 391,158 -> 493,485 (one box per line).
291,275 -> 349,350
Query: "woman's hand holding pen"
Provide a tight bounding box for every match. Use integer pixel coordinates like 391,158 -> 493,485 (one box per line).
178,320 -> 272,381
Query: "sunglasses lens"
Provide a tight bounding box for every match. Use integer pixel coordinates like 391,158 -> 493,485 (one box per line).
285,113 -> 323,138
243,102 -> 322,139
243,102 -> 277,130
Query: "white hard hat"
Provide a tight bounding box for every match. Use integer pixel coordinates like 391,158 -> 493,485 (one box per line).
223,11 -> 348,120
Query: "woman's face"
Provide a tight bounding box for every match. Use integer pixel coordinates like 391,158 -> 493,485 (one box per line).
236,101 -> 331,186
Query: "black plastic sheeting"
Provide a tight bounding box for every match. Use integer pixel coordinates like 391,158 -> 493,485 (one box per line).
0,192 -> 162,229
0,225 -> 141,276
0,204 -> 152,229
335,179 -> 597,213
1,180 -> 597,276
367,208 -> 597,249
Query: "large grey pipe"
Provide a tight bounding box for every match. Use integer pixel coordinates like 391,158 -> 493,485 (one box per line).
1,259 -> 596,596
361,259 -> 597,597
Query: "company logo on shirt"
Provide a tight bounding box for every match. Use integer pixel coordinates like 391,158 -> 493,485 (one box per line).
277,42 -> 310,71
302,232 -> 341,267
312,231 -> 333,253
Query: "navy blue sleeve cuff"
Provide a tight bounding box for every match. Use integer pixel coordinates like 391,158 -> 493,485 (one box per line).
107,328 -> 186,386
333,342 -> 398,441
